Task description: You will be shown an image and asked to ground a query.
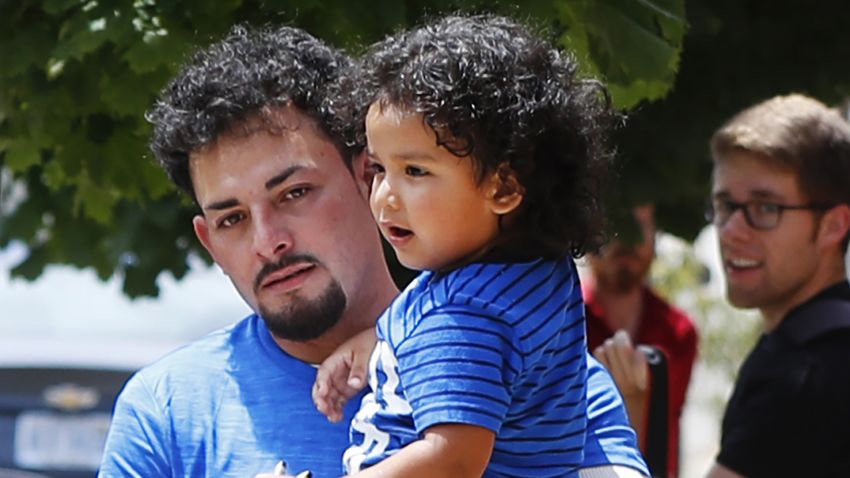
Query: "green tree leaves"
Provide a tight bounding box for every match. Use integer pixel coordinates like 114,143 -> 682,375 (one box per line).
4,140 -> 43,171
0,0 -> 687,296
555,0 -> 686,109
614,0 -> 850,241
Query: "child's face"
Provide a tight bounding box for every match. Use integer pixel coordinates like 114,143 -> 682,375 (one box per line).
365,104 -> 506,271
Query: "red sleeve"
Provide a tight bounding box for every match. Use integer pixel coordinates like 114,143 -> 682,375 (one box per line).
666,309 -> 698,421
639,290 -> 698,477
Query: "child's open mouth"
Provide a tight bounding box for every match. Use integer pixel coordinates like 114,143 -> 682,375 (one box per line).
385,225 -> 414,246
388,226 -> 413,239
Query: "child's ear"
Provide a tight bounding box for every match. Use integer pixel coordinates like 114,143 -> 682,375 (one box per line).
487,163 -> 524,215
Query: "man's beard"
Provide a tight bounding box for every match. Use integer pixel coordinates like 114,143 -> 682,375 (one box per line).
604,266 -> 644,294
596,245 -> 651,294
253,253 -> 347,341
259,279 -> 347,341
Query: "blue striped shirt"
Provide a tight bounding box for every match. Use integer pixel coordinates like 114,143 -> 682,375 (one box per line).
345,258 -> 588,477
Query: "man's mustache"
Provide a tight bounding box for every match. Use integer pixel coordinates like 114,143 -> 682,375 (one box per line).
253,253 -> 321,293
600,243 -> 639,259
611,247 -> 640,259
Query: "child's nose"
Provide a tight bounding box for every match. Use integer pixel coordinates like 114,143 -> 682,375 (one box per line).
372,176 -> 401,210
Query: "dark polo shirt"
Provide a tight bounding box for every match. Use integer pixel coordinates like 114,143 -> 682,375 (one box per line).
717,280 -> 850,477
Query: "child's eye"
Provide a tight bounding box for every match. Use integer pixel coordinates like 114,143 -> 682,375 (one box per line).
405,166 -> 428,177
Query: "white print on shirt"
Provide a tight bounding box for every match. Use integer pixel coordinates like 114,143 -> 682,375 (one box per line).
343,340 -> 412,473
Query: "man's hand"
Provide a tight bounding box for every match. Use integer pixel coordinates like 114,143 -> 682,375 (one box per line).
593,329 -> 649,397
593,329 -> 650,448
312,328 -> 377,422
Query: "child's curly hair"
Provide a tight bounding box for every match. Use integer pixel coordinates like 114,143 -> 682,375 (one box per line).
353,14 -> 619,259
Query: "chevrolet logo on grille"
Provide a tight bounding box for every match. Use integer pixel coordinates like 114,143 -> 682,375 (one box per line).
43,383 -> 100,411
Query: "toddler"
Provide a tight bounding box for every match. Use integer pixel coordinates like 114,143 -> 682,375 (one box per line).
314,14 -> 616,478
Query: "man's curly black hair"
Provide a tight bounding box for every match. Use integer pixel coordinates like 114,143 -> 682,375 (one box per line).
147,24 -> 359,201
355,14 -> 618,259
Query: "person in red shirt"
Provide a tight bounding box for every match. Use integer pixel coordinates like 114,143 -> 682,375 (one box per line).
587,204 -> 698,478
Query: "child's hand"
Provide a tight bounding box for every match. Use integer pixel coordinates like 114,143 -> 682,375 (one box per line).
312,327 -> 377,422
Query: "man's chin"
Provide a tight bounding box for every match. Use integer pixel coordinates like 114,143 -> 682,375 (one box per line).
599,272 -> 642,294
726,289 -> 761,310
259,280 -> 347,341
262,316 -> 332,342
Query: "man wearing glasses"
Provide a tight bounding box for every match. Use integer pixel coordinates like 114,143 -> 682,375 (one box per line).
704,94 -> 850,478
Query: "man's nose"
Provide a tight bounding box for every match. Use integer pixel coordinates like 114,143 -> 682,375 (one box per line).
718,207 -> 753,243
252,207 -> 293,260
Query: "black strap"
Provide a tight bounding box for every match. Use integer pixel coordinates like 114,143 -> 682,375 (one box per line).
638,344 -> 668,478
781,299 -> 850,344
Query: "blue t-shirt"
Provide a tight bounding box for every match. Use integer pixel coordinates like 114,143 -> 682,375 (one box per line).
98,315 -> 361,478
584,355 -> 649,475
345,258 -> 589,477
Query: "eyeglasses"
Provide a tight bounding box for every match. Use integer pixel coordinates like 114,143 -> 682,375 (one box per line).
705,198 -> 834,230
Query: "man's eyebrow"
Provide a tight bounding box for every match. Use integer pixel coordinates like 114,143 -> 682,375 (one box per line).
749,189 -> 785,200
205,198 -> 239,211
203,165 -> 305,211
711,189 -> 785,200
265,165 -> 304,190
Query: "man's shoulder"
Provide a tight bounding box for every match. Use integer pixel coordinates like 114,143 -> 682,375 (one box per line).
780,282 -> 850,345
126,316 -> 256,394
151,318 -> 248,363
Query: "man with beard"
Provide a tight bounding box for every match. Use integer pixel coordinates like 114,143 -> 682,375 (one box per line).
99,23 -> 647,478
98,25 -> 400,478
587,204 -> 698,478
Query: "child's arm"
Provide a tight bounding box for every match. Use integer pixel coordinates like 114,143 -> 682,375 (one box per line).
254,420 -> 493,478
351,423 -> 495,478
313,327 -> 377,422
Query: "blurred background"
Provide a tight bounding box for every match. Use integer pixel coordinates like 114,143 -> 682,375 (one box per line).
2,0 -> 850,476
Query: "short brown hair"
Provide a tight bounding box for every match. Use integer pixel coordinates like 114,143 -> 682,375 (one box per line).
711,94 -> 850,250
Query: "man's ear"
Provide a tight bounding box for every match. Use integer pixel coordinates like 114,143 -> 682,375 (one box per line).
487,164 -> 524,215
193,214 -> 217,261
351,149 -> 372,199
818,203 -> 850,250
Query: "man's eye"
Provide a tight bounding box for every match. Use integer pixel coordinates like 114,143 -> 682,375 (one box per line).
713,200 -> 733,214
754,202 -> 780,216
219,213 -> 245,228
366,162 -> 385,175
405,166 -> 428,177
284,187 -> 310,200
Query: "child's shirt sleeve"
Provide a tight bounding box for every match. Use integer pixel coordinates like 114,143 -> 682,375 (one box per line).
392,303 -> 524,434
